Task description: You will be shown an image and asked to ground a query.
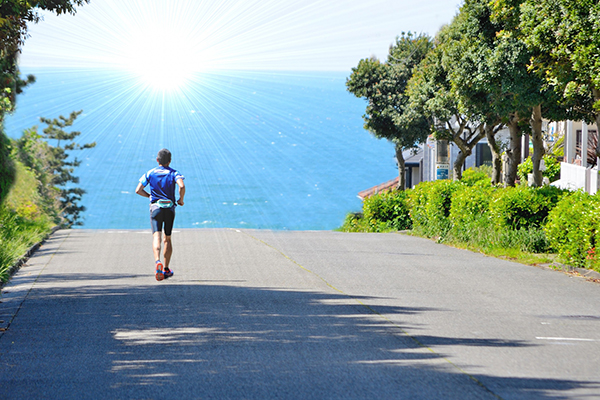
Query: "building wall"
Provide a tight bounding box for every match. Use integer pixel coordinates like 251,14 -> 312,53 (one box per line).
422,128 -> 510,181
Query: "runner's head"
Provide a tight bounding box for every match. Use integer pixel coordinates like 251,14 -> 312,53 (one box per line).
157,148 -> 171,166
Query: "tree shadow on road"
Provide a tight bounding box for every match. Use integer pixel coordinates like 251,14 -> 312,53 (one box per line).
1,278 -> 598,399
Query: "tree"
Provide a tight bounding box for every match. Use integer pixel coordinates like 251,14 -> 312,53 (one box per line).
407,25 -> 488,182
1,0 -> 89,120
519,0 -> 600,154
0,0 -> 89,204
12,111 -> 96,226
443,0 -> 574,187
347,33 -> 432,190
41,110 -> 96,226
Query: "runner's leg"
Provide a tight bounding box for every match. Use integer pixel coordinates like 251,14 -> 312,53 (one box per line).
163,235 -> 172,269
150,206 -> 164,263
153,231 -> 162,262
162,209 -> 175,269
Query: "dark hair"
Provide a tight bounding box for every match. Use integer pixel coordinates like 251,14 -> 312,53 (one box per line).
157,148 -> 172,165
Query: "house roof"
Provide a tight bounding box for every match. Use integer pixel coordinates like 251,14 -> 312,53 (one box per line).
357,148 -> 423,200
404,148 -> 423,167
357,177 -> 399,200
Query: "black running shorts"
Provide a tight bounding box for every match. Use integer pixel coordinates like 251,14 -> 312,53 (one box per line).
150,204 -> 175,236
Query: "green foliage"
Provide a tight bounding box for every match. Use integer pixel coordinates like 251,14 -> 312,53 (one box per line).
449,185 -> 494,227
0,1 -> 92,282
11,112 -> 95,227
520,0 -> 600,118
338,212 -> 369,233
342,177 -> 555,255
408,180 -> 460,237
517,155 -> 561,183
0,160 -> 55,282
0,204 -> 53,283
545,191 -> 600,271
460,167 -> 493,187
1,1 -> 88,121
450,219 -> 549,254
5,161 -> 45,220
346,32 -> 433,149
446,180 -> 550,253
489,185 -> 565,230
1,0 -> 89,204
362,190 -> 412,232
339,191 -> 412,233
0,130 -> 15,203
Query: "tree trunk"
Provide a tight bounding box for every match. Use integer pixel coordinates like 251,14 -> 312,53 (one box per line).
530,105 -> 545,187
505,114 -> 522,187
485,123 -> 502,185
453,148 -> 470,181
452,125 -> 486,181
395,144 -> 406,191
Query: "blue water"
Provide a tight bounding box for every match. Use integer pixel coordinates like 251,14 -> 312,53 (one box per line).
4,69 -> 398,230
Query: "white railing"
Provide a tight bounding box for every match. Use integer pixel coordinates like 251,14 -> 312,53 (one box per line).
553,162 -> 599,194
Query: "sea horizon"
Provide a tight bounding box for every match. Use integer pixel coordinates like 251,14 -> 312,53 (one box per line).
5,68 -> 399,230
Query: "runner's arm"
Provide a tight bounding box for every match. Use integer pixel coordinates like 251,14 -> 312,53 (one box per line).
176,178 -> 185,206
135,182 -> 150,198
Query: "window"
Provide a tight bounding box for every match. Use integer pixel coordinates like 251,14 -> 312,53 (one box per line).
476,142 -> 492,167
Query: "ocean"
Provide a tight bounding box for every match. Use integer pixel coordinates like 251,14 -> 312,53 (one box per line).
4,69 -> 398,230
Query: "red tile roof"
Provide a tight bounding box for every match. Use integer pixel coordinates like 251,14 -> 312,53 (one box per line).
357,177 -> 399,200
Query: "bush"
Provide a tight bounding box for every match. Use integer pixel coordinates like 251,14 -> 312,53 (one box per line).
339,173 -> 571,260
0,132 -> 15,203
363,190 -> 412,232
449,185 -> 494,227
446,183 -> 550,253
0,161 -> 55,282
489,185 -> 565,230
517,155 -> 561,183
460,167 -> 493,187
447,218 -> 549,254
545,191 -> 600,271
339,212 -> 369,232
408,180 -> 459,238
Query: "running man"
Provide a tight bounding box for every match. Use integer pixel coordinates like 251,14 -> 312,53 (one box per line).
135,149 -> 185,281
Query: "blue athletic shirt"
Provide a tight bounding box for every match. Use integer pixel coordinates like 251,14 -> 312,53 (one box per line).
139,166 -> 184,204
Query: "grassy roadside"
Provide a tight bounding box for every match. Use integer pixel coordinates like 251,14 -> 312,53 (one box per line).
339,170 -> 600,278
404,229 -> 558,266
404,229 -> 600,284
0,161 -> 57,283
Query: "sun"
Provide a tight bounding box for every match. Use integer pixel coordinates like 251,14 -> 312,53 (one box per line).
124,23 -> 196,91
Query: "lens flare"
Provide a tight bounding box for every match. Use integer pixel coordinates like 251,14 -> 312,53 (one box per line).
125,25 -> 195,90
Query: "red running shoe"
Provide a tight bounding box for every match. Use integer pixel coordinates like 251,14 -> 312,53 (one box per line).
163,267 -> 173,279
155,261 -> 164,281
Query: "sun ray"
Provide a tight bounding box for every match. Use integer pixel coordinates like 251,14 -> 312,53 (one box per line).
6,1 -> 459,229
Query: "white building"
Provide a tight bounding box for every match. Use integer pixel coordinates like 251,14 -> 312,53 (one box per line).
360,120 -> 599,195
551,121 -> 599,193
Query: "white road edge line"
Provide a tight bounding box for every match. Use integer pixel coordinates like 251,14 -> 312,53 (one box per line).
536,337 -> 597,342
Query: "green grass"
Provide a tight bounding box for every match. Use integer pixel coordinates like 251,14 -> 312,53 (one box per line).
0,161 -> 56,283
416,228 -> 558,267
0,207 -> 53,283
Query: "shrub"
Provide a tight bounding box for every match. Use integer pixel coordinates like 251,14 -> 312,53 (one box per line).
0,162 -> 56,282
338,212 -> 369,232
489,185 -> 565,230
461,167 -> 493,187
517,155 -> 561,183
545,191 -> 600,270
449,185 -> 494,227
448,218 -> 549,254
408,180 -> 459,237
362,190 -> 411,232
0,132 -> 15,203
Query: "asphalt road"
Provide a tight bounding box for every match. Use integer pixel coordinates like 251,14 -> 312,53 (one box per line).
1,229 -> 599,399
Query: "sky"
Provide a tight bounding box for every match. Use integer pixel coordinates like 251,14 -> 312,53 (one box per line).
19,0 -> 462,73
